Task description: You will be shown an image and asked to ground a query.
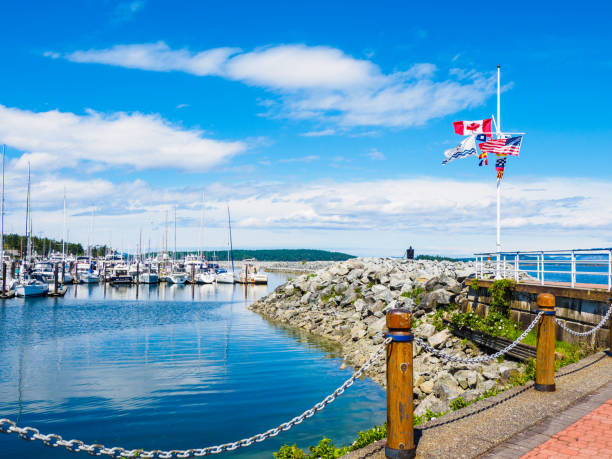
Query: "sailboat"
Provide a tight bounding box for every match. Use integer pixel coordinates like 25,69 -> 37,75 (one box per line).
216,206 -> 235,284
15,163 -> 48,297
195,193 -> 216,284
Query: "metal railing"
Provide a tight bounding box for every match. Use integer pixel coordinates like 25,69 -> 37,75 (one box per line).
474,248 -> 612,291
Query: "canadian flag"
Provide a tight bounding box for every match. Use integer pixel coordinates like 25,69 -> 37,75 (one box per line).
453,119 -> 492,136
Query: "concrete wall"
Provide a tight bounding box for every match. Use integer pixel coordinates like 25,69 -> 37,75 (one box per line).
466,282 -> 610,349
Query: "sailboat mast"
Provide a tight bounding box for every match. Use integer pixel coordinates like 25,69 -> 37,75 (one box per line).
0,145 -> 5,266
227,206 -> 234,272
25,163 -> 31,261
174,205 -> 177,261
198,192 -> 204,259
62,187 -> 66,261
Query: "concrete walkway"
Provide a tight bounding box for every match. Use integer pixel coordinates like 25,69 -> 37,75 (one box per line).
343,352 -> 612,459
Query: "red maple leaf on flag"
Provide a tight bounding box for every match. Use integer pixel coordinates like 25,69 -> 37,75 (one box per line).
466,122 -> 481,132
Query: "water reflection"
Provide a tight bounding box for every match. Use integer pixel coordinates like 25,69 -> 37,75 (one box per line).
0,273 -> 385,458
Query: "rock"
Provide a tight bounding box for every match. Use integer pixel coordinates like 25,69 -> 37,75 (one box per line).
284,284 -> 295,296
350,324 -> 367,341
421,289 -> 455,310
481,366 -> 498,380
454,370 -> 478,389
420,379 -> 435,394
354,298 -> 366,313
389,274 -> 406,290
300,291 -> 312,304
415,323 -> 437,338
414,394 -> 449,416
433,371 -> 462,401
498,365 -> 518,383
428,329 -> 451,348
368,316 -> 387,334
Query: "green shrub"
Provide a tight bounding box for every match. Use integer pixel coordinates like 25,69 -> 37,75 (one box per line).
488,279 -> 516,316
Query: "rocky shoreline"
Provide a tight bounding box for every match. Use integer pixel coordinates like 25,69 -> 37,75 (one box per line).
249,258 -> 525,416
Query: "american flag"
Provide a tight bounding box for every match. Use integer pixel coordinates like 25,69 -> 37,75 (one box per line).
478,135 -> 523,157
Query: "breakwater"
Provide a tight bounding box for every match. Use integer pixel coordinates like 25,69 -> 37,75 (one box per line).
250,258 -> 525,416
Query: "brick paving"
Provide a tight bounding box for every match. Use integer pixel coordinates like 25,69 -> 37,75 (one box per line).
520,396 -> 612,459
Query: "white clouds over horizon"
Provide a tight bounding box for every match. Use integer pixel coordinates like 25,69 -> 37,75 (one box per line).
0,104 -> 247,172
4,172 -> 610,255
53,42 -> 495,129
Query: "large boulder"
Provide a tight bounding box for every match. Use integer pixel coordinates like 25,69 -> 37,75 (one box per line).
433,371 -> 463,401
414,394 -> 449,416
420,289 -> 455,310
428,329 -> 451,348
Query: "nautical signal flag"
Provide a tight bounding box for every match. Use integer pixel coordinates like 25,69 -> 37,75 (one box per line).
453,119 -> 492,136
442,135 -> 477,165
478,135 -> 523,157
478,151 -> 488,166
495,154 -> 507,179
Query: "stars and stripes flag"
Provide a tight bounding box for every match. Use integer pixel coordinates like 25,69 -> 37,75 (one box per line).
442,135 -> 477,165
453,119 -> 493,136
478,135 -> 523,157
495,154 -> 507,179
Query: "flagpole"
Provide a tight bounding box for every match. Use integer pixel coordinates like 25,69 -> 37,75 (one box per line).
495,65 -> 502,279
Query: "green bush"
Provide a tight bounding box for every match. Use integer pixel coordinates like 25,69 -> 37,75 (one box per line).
488,279 -> 516,316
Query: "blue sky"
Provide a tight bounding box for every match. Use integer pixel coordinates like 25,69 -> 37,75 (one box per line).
0,0 -> 610,256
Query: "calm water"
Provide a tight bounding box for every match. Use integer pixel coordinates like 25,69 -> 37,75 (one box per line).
0,274 -> 385,458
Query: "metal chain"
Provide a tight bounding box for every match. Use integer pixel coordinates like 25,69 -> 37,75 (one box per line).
0,337 -> 392,458
414,311 -> 543,364
555,304 -> 612,337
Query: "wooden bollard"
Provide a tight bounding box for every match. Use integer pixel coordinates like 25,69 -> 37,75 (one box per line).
535,293 -> 556,392
385,308 -> 415,459
607,300 -> 612,357
54,263 -> 59,294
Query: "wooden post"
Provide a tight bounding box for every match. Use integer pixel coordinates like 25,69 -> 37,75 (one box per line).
385,308 -> 415,459
54,263 -> 58,294
61,262 -> 65,286
607,302 -> 612,357
1,262 -> 5,295
535,293 -> 556,391
191,264 -> 195,284
136,262 -> 140,285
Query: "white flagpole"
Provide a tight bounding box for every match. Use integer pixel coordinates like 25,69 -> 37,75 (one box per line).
495,65 -> 502,279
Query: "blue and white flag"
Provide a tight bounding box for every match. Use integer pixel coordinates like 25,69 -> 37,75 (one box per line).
442,135 -> 477,165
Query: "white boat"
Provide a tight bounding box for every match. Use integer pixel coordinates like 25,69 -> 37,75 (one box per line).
15,277 -> 49,297
236,259 -> 268,285
139,272 -> 159,284
167,272 -> 188,284
79,272 -> 100,284
216,271 -> 234,284
195,272 -> 216,284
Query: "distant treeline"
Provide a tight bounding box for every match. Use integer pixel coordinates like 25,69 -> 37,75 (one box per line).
163,249 -> 356,262
415,254 -> 463,262
2,233 -> 112,257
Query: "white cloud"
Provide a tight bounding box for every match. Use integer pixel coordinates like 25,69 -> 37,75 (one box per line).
0,104 -> 246,171
300,129 -> 336,137
56,43 -> 496,129
278,155 -> 319,163
364,149 -> 385,160
225,45 -> 380,89
6,174 -> 609,256
67,42 -> 238,76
